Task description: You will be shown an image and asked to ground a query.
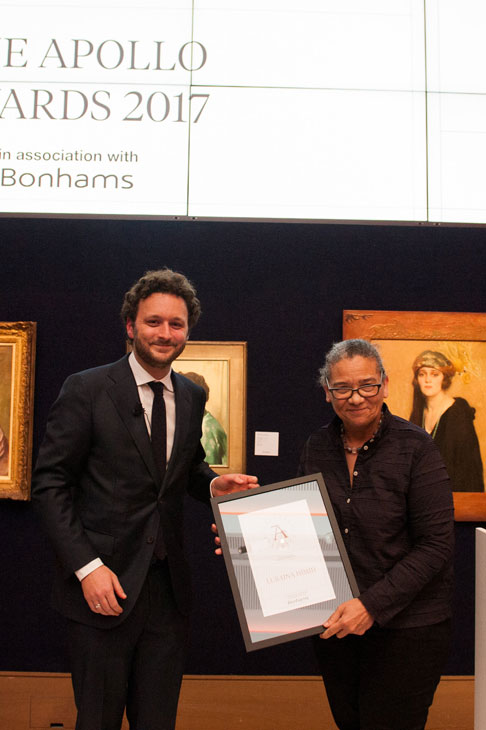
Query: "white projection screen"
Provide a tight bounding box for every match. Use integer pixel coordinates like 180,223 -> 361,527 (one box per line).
0,0 -> 484,224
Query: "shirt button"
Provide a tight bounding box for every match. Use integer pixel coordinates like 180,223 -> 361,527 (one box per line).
344,528 -> 349,534
147,536 -> 155,544
346,498 -> 351,504
353,470 -> 358,477
363,445 -> 369,451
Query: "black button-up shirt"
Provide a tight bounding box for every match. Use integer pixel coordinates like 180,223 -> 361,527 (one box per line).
298,405 -> 454,628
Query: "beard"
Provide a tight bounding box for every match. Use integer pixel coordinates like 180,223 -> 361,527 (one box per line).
131,333 -> 187,372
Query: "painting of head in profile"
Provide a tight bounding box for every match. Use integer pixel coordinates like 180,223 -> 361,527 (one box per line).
172,341 -> 246,475
179,370 -> 228,467
409,349 -> 483,492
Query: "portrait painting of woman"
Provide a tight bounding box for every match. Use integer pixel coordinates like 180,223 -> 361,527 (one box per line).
409,350 -> 484,492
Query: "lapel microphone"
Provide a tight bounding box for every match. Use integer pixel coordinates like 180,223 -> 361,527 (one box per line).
133,403 -> 144,417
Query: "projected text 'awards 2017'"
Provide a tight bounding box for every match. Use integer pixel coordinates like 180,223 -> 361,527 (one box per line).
0,89 -> 210,123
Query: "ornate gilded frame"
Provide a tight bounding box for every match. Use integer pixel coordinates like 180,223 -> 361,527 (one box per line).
343,310 -> 486,521
0,322 -> 36,500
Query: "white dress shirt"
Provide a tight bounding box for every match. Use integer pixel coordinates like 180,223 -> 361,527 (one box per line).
128,351 -> 176,462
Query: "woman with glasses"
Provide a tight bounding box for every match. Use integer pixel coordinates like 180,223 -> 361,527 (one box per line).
298,339 -> 454,730
409,349 -> 484,492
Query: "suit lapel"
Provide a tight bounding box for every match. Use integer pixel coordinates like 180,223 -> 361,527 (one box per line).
105,356 -> 160,487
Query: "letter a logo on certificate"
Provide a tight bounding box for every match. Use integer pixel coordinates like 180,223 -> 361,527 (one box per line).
238,499 -> 335,617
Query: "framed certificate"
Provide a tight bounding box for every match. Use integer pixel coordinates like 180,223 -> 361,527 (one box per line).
211,473 -> 359,652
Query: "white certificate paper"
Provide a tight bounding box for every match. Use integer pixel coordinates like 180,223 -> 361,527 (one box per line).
238,499 -> 335,617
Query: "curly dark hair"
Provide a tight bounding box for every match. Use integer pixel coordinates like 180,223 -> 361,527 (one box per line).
120,268 -> 201,331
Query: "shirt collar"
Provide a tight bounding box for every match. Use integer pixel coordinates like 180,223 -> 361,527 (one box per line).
128,351 -> 174,392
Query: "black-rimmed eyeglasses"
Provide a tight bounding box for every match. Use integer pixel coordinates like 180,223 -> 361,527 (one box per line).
326,376 -> 384,400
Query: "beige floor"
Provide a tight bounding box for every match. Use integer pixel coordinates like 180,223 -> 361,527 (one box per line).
0,673 -> 474,730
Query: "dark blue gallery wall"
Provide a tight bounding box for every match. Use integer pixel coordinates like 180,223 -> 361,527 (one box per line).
0,217 -> 485,675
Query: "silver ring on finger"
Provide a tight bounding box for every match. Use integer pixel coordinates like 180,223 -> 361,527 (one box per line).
95,603 -> 102,609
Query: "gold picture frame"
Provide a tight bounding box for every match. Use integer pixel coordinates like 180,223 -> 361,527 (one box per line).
0,322 -> 36,500
174,341 -> 247,475
343,310 -> 486,521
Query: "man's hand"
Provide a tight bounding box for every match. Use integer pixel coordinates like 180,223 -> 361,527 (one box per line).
81,565 -> 127,616
210,475 -> 258,555
320,598 -> 374,639
211,523 -> 222,555
211,473 -> 259,496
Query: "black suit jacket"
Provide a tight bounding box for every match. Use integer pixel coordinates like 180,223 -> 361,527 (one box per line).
32,355 -> 217,628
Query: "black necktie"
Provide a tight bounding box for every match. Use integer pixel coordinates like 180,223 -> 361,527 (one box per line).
149,381 -> 167,560
149,381 -> 167,478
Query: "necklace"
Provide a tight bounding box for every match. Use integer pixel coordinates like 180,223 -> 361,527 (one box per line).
341,414 -> 383,454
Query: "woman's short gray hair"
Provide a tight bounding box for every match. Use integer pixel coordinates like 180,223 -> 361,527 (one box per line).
318,339 -> 386,386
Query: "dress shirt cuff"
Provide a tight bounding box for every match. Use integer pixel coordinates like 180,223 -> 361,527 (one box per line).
75,558 -> 104,582
209,477 -> 218,498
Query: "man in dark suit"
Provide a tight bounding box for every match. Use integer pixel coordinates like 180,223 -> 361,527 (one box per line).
32,268 -> 258,730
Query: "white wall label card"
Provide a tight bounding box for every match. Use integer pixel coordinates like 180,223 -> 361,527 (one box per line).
254,431 -> 279,456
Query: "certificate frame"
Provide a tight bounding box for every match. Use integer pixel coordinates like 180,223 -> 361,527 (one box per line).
211,473 -> 359,652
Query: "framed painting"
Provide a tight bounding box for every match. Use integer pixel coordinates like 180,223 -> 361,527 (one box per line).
343,311 -> 486,521
0,322 -> 36,500
174,341 -> 247,474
